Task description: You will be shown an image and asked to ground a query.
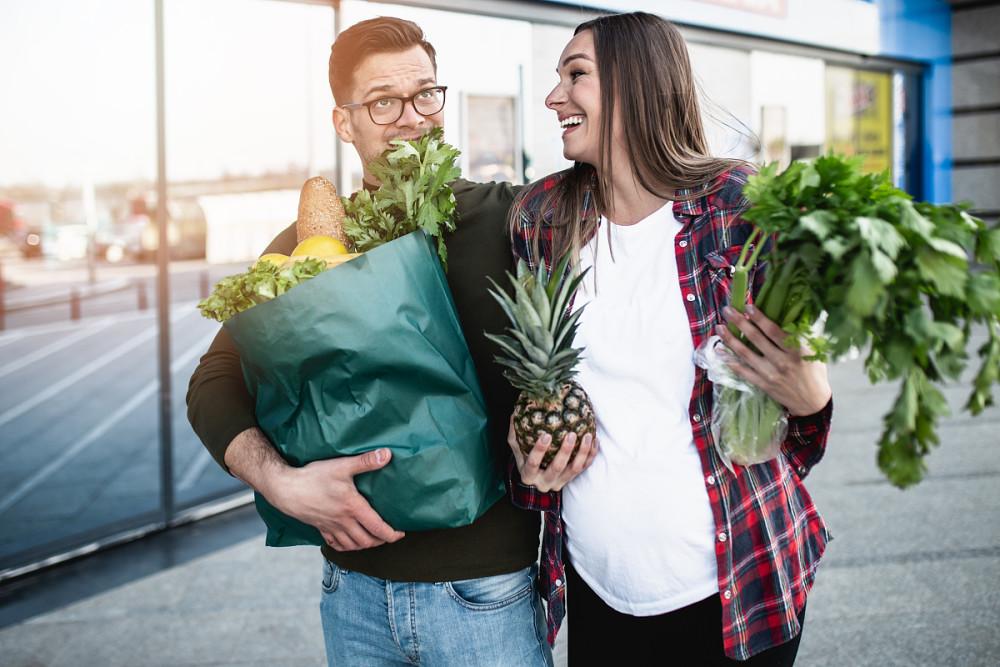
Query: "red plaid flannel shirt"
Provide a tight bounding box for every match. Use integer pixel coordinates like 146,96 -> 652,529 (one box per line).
508,165 -> 833,661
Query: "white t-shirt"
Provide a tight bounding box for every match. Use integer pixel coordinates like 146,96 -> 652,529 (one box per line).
562,202 -> 719,616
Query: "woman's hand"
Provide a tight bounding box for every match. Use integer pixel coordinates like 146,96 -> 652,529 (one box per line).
508,416 -> 598,492
718,304 -> 832,417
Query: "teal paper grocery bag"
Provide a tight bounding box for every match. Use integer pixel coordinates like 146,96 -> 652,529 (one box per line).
225,230 -> 504,546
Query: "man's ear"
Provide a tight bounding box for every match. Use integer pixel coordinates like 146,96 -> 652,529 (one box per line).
333,106 -> 354,144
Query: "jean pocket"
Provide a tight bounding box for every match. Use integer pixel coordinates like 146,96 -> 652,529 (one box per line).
445,567 -> 533,611
321,559 -> 342,594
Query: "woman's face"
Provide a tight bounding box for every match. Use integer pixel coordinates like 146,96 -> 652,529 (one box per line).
545,30 -> 603,167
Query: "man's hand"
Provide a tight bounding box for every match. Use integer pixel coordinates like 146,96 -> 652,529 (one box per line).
718,304 -> 832,417
273,450 -> 405,551
508,416 -> 597,493
225,428 -> 404,551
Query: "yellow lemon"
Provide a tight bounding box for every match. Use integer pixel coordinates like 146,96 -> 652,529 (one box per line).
323,253 -> 361,268
291,235 -> 348,258
257,253 -> 289,267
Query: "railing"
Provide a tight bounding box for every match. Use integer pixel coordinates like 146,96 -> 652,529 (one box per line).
0,267 -> 212,331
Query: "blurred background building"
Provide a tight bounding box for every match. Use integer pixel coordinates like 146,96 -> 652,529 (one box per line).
947,0 -> 1000,223
0,0 -> 994,582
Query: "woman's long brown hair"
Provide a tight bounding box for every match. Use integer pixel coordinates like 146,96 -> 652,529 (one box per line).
516,12 -> 748,264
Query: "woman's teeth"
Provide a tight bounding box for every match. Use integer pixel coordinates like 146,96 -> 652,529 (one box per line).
560,116 -> 584,128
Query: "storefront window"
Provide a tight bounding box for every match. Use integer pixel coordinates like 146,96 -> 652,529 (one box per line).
825,66 -> 895,175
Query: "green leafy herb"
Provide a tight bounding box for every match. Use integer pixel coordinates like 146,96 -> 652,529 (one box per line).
727,155 -> 1000,488
198,257 -> 326,322
198,131 -> 463,322
342,127 -> 461,268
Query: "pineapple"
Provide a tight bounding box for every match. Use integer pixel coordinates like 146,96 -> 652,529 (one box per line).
486,256 -> 596,468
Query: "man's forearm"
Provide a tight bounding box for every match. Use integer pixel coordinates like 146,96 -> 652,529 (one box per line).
225,427 -> 292,502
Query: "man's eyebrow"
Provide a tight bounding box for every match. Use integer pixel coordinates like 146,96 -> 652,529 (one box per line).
559,53 -> 592,69
361,78 -> 438,99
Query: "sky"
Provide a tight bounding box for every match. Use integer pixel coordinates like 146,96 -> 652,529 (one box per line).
0,0 -> 342,188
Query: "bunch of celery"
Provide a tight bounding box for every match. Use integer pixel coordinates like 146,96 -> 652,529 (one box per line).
343,127 -> 461,269
718,155 -> 1000,487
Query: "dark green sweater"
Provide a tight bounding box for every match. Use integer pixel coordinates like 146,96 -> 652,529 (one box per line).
186,179 -> 539,581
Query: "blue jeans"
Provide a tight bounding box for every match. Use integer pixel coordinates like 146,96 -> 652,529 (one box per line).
319,559 -> 553,666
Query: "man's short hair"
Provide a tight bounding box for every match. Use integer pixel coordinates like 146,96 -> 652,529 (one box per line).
329,17 -> 438,105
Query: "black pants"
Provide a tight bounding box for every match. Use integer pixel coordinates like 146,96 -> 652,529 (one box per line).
566,560 -> 805,666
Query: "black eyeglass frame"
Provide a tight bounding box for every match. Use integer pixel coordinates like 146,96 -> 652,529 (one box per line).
340,86 -> 448,125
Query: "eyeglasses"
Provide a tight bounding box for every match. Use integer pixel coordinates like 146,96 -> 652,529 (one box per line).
341,86 -> 448,125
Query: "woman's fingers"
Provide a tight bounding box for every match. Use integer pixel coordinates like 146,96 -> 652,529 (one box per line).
722,306 -> 784,360
568,433 -> 595,477
523,433 -> 551,476
745,305 -> 800,354
724,355 -> 768,389
509,413 -> 599,492
545,432 -> 578,480
716,322 -> 777,380
507,417 -> 527,469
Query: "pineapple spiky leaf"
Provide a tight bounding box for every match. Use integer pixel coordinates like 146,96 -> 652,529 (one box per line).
485,256 -> 597,467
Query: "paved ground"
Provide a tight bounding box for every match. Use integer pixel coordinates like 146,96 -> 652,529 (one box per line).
0,300 -> 242,568
0,341 -> 998,665
0,257 -> 249,571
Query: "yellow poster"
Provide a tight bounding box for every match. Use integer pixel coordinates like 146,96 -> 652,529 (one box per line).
825,67 -> 892,175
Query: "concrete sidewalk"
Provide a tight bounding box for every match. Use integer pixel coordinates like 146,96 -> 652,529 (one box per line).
1,353 -> 998,666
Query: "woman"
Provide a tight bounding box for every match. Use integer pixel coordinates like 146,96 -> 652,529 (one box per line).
507,12 -> 833,665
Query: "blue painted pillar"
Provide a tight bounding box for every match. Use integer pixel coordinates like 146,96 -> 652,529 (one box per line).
876,0 -> 951,203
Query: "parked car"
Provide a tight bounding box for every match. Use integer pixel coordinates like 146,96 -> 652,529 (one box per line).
0,199 -> 43,259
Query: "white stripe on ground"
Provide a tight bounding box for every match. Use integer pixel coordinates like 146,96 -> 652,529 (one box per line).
177,449 -> 213,492
0,329 -> 217,516
0,331 -> 26,349
0,319 -> 115,379
0,306 -> 195,428
0,300 -> 200,339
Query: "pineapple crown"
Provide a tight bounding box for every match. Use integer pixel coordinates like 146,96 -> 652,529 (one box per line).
485,255 -> 589,401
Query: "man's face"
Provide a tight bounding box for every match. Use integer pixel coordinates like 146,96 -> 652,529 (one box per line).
333,45 -> 443,184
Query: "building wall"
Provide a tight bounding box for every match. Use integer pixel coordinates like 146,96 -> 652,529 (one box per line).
950,1 -> 1000,220
877,0 -> 952,203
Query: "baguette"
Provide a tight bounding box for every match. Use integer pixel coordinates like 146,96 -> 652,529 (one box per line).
296,176 -> 348,244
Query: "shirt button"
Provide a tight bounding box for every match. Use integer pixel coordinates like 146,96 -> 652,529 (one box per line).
706,474 -> 716,485
685,293 -> 696,302
798,466 -> 808,476
723,589 -> 733,600
554,579 -> 562,587
678,239 -> 688,248
718,532 -> 728,543
693,413 -> 702,423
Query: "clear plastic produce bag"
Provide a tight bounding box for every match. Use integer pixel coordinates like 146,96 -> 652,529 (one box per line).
694,335 -> 787,471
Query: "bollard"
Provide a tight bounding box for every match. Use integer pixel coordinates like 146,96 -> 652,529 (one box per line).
137,280 -> 148,311
199,270 -> 209,300
70,289 -> 81,320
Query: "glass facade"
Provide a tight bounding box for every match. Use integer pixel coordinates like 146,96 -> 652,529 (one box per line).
0,0 -> 337,577
0,0 -> 921,578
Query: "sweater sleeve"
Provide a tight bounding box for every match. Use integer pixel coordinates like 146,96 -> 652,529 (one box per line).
185,327 -> 256,473
184,221 -> 297,473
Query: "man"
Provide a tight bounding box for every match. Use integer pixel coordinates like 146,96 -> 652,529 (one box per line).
186,17 -> 552,666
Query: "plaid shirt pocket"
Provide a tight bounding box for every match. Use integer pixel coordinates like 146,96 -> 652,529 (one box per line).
705,244 -> 759,316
